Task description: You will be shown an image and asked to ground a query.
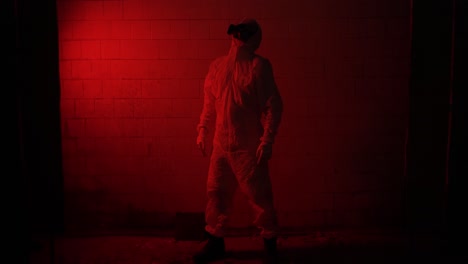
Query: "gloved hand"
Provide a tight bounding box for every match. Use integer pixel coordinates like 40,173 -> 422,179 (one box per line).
197,127 -> 208,157
256,141 -> 273,164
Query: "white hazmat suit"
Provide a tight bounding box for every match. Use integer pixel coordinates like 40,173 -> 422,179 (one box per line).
197,18 -> 283,240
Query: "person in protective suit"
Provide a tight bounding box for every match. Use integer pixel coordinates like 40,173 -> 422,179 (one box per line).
193,18 -> 283,263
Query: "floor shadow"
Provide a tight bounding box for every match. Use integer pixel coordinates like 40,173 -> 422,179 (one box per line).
226,244 -> 464,264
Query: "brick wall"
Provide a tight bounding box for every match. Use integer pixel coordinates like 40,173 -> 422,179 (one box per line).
57,0 -> 411,232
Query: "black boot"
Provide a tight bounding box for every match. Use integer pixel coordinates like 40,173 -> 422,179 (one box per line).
192,232 -> 226,263
263,237 -> 279,264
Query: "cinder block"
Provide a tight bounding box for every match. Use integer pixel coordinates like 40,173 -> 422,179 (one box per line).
171,168 -> 206,194
62,138 -> 77,157
188,60 -> 212,79
102,80 -> 122,98
347,18 -> 386,39
167,0 -> 196,19
338,38 -> 367,59
376,207 -> 404,227
198,40 -> 229,60
333,193 -> 354,211
352,192 -> 378,210
61,99 -> 75,118
85,118 -> 117,137
381,0 -> 411,18
102,1 -> 123,20
378,191 -> 404,211
101,40 -> 121,59
131,20 -> 152,39
79,1 -> 103,20
59,60 -> 72,79
86,157 -> 118,177
64,118 -> 85,138
171,98 -> 202,118
145,0 -> 170,19
121,137 -> 150,157
291,59 -> 325,78
277,192 -> 333,212
103,79 -> 141,98
141,80 -> 169,98
83,80 -> 103,98
165,60 -> 189,79
283,1 -> 315,19
100,168 -> 144,193
62,80 -> 83,99
56,1 -> 68,23
73,21 -> 112,40
94,99 -> 114,118
347,209 -> 379,228
123,0 -> 152,20
325,171 -> 365,193
75,99 -> 95,118
56,1 -> 74,21
133,99 -> 172,118
76,137 -> 96,157
120,157 -> 146,176
109,60 -> 151,79
71,60 -> 91,79
383,39 -> 411,59
114,99 -> 135,117
179,131 -> 202,154
168,20 -> 191,39
109,20 -> 132,40
146,61 -> 165,79
136,192 -> 165,212
286,39 -> 317,59
61,40 -> 81,59
159,39 -> 180,60
89,60 -> 111,79
153,137 -> 179,157
196,5 -> 229,20
385,17 -> 411,39
189,20 -> 211,39
120,40 -> 159,59
62,156 -> 87,177
352,0 -> 380,18
325,60 -> 364,78
208,19 -> 230,39
364,58 -> 410,78
150,20 -> 172,39
92,137 -> 117,156
165,118 -> 199,137
176,40 -> 199,60
143,118 -> 167,137
261,19 -> 290,40
143,156 -> 171,179
178,79 -> 201,98
180,153 -> 210,172
273,165 -> 327,194
286,19 -> 310,40
116,118 -> 145,137
340,210 -> 363,227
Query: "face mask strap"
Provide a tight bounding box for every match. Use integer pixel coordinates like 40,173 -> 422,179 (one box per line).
226,23 -> 258,42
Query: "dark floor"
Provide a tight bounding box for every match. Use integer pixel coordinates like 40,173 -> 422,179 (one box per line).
29,229 -> 466,264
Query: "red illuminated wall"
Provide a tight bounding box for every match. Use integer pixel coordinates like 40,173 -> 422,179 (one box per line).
57,0 -> 411,231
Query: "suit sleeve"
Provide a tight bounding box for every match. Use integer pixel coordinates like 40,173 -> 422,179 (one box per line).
258,59 -> 283,144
